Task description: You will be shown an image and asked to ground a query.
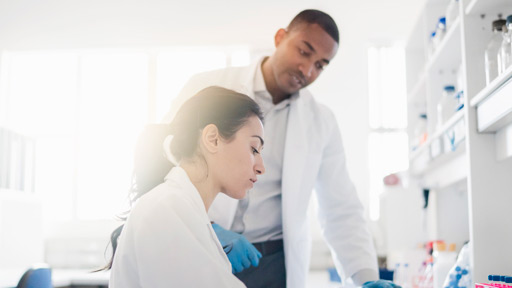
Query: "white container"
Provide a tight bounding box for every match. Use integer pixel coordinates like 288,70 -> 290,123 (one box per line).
485,19 -> 507,85
433,243 -> 457,288
412,114 -> 428,151
437,85 -> 457,128
499,23 -> 511,74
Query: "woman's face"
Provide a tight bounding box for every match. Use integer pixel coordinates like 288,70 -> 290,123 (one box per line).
213,115 -> 265,199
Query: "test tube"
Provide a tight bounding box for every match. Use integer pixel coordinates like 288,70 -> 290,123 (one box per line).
493,275 -> 502,287
504,276 -> 512,288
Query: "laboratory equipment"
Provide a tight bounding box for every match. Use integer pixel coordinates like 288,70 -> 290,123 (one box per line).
432,18 -> 446,51
499,17 -> 511,74
442,243 -> 471,288
429,31 -> 437,56
412,114 -> 428,151
456,90 -> 464,112
485,19 -> 507,85
437,85 -> 457,128
476,275 -> 512,288
433,242 -> 457,288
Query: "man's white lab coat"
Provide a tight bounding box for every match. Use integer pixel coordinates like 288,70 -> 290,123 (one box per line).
109,167 -> 246,288
162,60 -> 378,288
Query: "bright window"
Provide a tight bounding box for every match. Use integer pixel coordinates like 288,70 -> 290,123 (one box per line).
367,45 -> 409,221
1,47 -> 249,224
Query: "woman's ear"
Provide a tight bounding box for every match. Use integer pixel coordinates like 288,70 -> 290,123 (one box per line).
201,124 -> 220,154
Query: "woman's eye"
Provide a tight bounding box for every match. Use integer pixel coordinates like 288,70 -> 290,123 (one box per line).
252,147 -> 260,154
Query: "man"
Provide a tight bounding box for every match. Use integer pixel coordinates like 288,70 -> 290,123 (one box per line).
163,9 -> 397,288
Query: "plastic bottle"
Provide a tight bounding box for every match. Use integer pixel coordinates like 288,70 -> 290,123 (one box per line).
412,114 -> 428,151
429,31 -> 437,56
437,85 -> 457,128
423,262 -> 434,288
433,18 -> 447,49
456,90 -> 464,112
403,263 -> 411,288
504,15 -> 512,72
445,0 -> 459,30
499,18 -> 511,74
414,262 -> 427,288
433,242 -> 457,288
485,19 -> 507,85
395,263 -> 402,286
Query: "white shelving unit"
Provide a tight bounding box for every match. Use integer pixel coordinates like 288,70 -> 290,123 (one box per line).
405,0 -> 512,285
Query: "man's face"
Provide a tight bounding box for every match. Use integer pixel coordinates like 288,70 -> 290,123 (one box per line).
270,23 -> 338,95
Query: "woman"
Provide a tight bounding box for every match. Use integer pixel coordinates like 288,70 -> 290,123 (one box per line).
108,86 -> 265,287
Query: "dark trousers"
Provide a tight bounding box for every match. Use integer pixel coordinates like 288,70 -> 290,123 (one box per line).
234,248 -> 286,288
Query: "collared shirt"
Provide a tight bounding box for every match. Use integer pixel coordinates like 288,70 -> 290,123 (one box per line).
230,59 -> 298,243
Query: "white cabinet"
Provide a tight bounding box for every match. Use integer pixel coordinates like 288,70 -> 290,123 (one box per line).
406,0 -> 512,284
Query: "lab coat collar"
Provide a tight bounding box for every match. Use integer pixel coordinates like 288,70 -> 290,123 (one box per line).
163,166 -> 208,216
253,57 -> 298,107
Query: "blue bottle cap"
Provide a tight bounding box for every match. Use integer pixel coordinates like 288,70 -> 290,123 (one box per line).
455,266 -> 461,271
462,269 -> 468,275
456,274 -> 462,279
505,277 -> 512,283
489,275 -> 494,281
440,17 -> 446,24
501,276 -> 507,282
493,275 -> 501,281
444,85 -> 456,91
431,31 -> 436,37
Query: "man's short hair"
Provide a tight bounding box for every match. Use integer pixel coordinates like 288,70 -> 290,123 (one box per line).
287,9 -> 339,44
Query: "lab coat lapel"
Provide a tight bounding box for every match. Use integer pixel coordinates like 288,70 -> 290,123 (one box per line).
281,94 -> 309,232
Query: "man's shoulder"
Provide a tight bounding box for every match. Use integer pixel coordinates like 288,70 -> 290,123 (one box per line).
189,65 -> 252,85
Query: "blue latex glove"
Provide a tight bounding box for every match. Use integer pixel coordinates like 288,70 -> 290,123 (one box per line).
362,280 -> 401,288
211,223 -> 262,273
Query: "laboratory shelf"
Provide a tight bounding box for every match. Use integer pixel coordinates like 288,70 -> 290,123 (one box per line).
409,109 -> 465,162
405,0 -> 512,283
422,144 -> 467,189
475,76 -> 512,133
465,0 -> 512,16
470,65 -> 512,107
426,17 -> 461,74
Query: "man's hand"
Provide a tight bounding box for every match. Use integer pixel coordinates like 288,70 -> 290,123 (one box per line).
362,280 -> 401,288
211,223 -> 262,273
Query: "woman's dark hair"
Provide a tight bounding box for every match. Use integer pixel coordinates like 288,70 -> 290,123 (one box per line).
99,86 -> 263,270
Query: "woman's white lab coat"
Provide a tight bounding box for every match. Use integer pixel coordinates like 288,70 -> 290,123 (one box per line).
109,167 -> 246,288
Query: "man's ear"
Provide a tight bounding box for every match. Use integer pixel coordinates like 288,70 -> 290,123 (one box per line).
201,124 -> 220,154
274,28 -> 287,47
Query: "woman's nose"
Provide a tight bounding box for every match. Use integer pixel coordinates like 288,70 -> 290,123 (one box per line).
255,158 -> 265,175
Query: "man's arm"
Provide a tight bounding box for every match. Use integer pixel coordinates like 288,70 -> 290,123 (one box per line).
314,107 -> 378,281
